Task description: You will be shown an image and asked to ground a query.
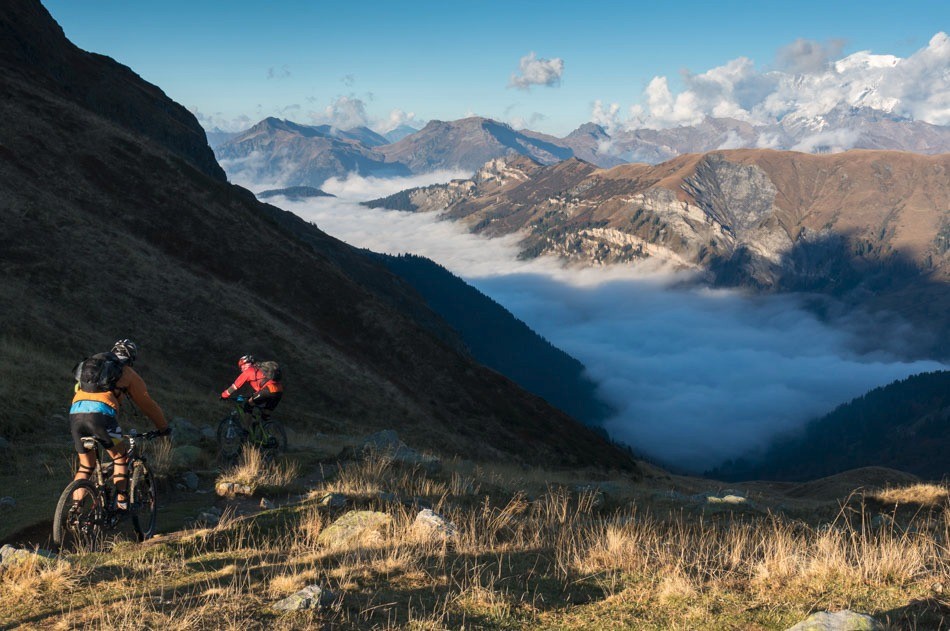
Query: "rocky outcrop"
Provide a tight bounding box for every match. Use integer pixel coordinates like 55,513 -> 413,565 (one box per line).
785,610 -> 883,631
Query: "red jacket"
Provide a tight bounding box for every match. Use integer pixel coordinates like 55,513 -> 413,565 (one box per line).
222,365 -> 282,398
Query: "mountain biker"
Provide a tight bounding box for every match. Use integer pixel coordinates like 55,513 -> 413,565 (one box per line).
69,339 -> 169,510
220,354 -> 283,420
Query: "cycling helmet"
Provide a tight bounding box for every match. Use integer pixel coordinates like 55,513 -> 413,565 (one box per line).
112,339 -> 138,364
238,354 -> 256,369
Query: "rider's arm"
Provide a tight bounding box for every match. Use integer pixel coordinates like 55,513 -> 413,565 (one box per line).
221,366 -> 253,398
118,367 -> 169,431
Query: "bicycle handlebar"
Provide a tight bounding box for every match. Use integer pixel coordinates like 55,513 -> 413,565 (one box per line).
127,429 -> 170,440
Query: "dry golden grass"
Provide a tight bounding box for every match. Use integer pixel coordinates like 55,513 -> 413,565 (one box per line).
3,450 -> 948,629
871,482 -> 950,507
216,446 -> 300,495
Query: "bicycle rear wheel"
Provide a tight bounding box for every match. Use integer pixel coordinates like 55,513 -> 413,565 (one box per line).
217,415 -> 245,466
52,479 -> 105,552
130,462 -> 157,541
261,421 -> 288,459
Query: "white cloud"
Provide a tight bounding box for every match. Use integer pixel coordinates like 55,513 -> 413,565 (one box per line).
509,52 -> 564,90
258,174 -> 947,471
309,95 -> 370,130
776,38 -> 846,74
608,32 -> 950,130
373,108 -> 418,134
191,108 -> 253,132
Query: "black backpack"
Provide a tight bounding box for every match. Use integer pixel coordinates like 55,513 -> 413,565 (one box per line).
256,360 -> 283,386
74,352 -> 124,393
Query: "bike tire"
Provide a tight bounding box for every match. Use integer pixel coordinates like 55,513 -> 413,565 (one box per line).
217,416 -> 244,466
130,462 -> 157,541
52,479 -> 105,552
261,421 -> 288,458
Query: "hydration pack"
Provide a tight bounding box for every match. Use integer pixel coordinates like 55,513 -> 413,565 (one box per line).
74,352 -> 124,393
256,360 -> 283,386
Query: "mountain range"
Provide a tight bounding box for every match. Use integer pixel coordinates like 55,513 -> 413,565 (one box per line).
0,0 -> 633,469
212,109 -> 950,189
365,150 -> 950,358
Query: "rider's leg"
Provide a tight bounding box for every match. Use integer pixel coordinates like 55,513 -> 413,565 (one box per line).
106,444 -> 130,509
71,450 -> 97,501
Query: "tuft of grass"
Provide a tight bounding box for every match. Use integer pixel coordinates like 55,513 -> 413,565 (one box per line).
216,446 -> 300,496
871,482 -> 950,507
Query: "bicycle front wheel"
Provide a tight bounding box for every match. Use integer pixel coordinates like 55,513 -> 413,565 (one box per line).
53,479 -> 105,552
130,462 -> 157,541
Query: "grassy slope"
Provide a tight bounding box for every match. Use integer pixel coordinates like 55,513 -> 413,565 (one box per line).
2,443 -> 948,629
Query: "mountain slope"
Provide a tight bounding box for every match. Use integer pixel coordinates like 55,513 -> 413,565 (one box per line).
710,371 -> 950,481
0,0 -> 634,470
378,117 -> 573,172
369,253 -> 613,427
366,150 -> 950,356
214,117 -> 409,188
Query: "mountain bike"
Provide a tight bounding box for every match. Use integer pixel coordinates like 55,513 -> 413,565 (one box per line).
52,430 -> 165,551
216,395 -> 288,466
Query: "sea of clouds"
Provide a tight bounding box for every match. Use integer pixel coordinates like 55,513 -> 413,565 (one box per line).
266,173 -> 947,472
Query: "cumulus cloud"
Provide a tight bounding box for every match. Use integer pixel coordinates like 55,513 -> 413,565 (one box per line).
509,112 -> 547,130
776,38 -> 846,74
609,32 -> 950,130
509,52 -> 564,90
373,108 -> 418,134
309,95 -> 370,129
258,173 -> 947,471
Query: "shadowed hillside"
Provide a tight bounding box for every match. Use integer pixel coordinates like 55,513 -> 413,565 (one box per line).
711,370 -> 950,481
0,0 -> 634,470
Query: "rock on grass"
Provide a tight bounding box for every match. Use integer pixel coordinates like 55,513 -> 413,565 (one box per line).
317,510 -> 392,549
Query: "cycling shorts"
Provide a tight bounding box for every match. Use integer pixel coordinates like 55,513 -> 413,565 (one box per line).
69,406 -> 123,454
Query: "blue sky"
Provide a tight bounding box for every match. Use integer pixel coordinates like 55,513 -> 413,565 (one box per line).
42,0 -> 949,135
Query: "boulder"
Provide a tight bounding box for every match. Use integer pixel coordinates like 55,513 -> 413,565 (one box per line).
171,445 -> 204,469
260,497 -> 274,510
201,427 -> 217,441
359,430 -> 442,474
0,496 -> 16,510
317,510 -> 392,548
412,509 -> 458,541
0,436 -> 9,450
0,545 -> 59,568
785,610 -> 883,631
171,417 -> 205,445
182,472 -> 200,492
272,584 -> 335,612
318,493 -> 347,509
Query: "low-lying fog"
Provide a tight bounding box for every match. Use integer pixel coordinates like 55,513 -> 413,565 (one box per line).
262,173 -> 947,472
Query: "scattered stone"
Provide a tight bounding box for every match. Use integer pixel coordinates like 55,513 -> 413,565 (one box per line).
0,497 -> 16,510
201,426 -> 217,441
182,472 -> 200,492
707,494 -> 748,505
317,510 -> 392,549
0,544 -> 59,568
260,498 -> 274,510
358,430 -> 442,474
171,417 -> 204,445
412,509 -> 458,541
272,584 -> 335,612
785,610 -> 883,631
216,481 -> 254,497
318,493 -> 347,509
